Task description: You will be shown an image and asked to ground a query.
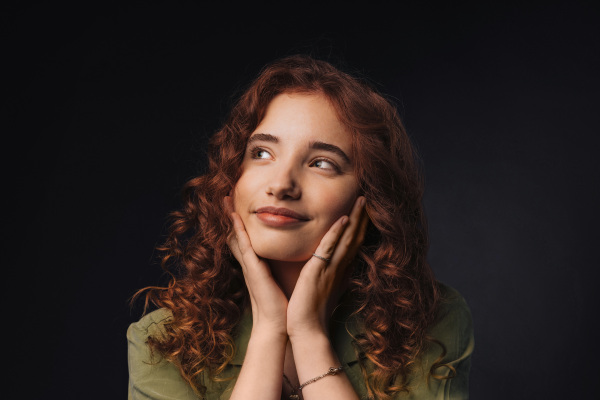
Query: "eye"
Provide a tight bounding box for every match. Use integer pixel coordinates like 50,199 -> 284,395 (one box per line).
250,147 -> 272,160
310,158 -> 340,172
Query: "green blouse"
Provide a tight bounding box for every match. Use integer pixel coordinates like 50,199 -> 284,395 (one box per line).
127,283 -> 474,400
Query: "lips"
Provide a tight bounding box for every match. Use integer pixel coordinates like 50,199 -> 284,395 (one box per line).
255,207 -> 309,220
254,206 -> 309,227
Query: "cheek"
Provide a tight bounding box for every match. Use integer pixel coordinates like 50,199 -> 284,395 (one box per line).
319,188 -> 358,225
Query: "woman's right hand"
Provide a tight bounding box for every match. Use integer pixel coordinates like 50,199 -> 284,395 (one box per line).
225,196 -> 289,337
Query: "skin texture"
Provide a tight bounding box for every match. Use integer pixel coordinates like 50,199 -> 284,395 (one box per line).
226,196 -> 368,400
225,93 -> 370,400
232,93 -> 359,263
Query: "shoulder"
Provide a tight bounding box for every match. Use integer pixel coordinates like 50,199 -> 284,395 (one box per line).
127,308 -> 173,344
127,309 -> 245,400
426,282 -> 474,362
432,283 -> 473,349
333,283 -> 474,399
127,309 -> 202,400
437,283 -> 470,315
405,282 -> 474,398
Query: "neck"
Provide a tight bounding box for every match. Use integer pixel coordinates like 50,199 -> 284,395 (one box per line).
267,259 -> 306,299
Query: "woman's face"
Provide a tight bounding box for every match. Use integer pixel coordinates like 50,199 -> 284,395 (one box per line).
233,92 -> 359,262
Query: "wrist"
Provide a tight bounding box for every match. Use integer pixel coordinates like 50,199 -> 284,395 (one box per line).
287,318 -> 328,342
289,333 -> 350,396
288,329 -> 330,350
250,322 -> 288,342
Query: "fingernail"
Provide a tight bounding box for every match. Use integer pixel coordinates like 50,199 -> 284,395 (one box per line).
359,197 -> 366,207
341,216 -> 348,225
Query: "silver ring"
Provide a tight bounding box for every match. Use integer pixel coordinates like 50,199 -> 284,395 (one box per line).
312,253 -> 331,263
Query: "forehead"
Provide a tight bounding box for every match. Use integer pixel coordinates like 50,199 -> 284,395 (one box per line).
252,92 -> 352,151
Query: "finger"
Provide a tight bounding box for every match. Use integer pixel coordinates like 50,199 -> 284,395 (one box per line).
224,196 -> 237,248
309,214 -> 349,270
229,212 -> 262,271
224,196 -> 267,274
310,196 -> 367,269
224,195 -> 255,269
344,196 -> 367,246
228,233 -> 244,268
354,198 -> 370,245
329,196 -> 367,267
224,196 -> 245,267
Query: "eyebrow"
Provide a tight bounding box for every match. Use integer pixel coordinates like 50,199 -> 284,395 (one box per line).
248,133 -> 352,165
310,141 -> 351,164
247,133 -> 278,144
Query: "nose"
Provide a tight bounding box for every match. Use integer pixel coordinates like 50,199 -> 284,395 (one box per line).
266,165 -> 301,200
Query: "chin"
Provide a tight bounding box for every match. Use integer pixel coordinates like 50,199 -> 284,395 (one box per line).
252,243 -> 313,263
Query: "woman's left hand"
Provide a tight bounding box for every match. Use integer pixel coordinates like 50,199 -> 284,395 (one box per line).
286,196 -> 369,340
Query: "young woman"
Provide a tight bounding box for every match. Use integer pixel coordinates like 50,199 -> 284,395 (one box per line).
128,55 -> 473,400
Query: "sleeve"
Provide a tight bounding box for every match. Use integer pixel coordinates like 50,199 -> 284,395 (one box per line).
402,285 -> 475,400
127,310 -> 201,400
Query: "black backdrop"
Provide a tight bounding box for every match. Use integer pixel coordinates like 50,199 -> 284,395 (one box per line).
5,1 -> 599,399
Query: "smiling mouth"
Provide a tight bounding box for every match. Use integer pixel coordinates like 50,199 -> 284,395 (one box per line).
254,207 -> 309,227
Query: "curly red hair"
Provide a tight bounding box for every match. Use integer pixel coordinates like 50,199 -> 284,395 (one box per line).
136,55 -> 441,399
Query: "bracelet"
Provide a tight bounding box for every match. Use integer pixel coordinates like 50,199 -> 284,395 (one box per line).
283,366 -> 344,399
299,366 -> 344,390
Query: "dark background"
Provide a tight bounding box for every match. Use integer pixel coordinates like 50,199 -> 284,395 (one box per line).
4,1 -> 598,399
